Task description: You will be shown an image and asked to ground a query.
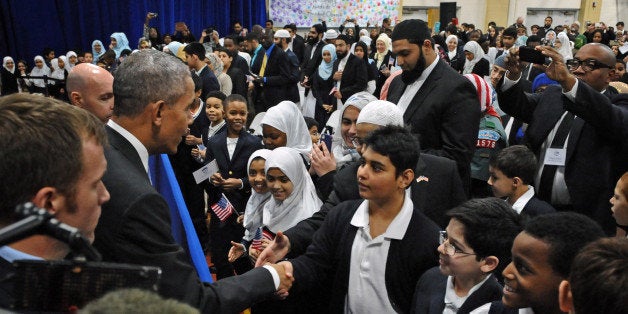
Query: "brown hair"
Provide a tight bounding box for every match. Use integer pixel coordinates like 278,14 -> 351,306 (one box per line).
0,94 -> 106,225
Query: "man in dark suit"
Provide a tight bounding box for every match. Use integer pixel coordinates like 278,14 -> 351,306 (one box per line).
256,100 -> 465,265
331,34 -> 368,105
93,50 -> 292,313
246,32 -> 293,113
386,19 -> 481,196
498,43 -> 628,234
273,30 -> 301,104
0,94 -> 110,308
183,43 -> 220,101
300,23 -> 325,87
222,35 -> 250,74
284,23 -> 305,64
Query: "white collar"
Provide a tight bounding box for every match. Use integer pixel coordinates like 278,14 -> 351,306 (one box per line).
510,186 -> 536,214
195,64 -> 208,75
350,193 -> 414,240
107,119 -> 150,174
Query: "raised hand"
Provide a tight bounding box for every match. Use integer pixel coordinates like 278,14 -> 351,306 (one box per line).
228,241 -> 245,262
255,231 -> 291,267
310,143 -> 336,176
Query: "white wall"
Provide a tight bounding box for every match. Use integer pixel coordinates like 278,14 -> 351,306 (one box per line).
599,0 -> 627,26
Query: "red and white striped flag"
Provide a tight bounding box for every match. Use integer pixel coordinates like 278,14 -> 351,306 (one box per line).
210,193 -> 234,222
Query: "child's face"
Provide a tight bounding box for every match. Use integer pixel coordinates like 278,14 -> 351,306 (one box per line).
438,218 -> 483,279
262,124 -> 288,149
356,146 -> 406,203
266,168 -> 293,201
205,97 -> 224,123
502,232 -> 563,311
248,159 -> 268,194
487,166 -> 515,199
225,100 -> 248,135
309,126 -> 320,146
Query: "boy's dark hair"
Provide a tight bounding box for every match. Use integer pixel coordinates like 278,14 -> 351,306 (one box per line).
502,27 -> 518,38
215,46 -> 237,59
616,22 -> 624,27
447,198 -> 522,279
526,35 -> 541,45
531,25 -> 540,30
524,212 -> 605,278
266,20 -> 273,26
120,49 -> 132,58
489,145 -> 537,184
191,73 -> 202,92
304,117 -> 319,131
223,94 -> 247,110
285,23 -> 297,32
363,125 -> 419,177
183,42 -> 206,60
569,238 -> 628,314
42,47 -> 54,57
206,90 -> 227,103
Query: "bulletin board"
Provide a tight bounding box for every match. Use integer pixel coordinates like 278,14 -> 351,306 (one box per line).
268,0 -> 401,28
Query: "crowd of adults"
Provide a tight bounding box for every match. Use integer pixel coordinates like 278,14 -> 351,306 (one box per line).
1,11 -> 627,314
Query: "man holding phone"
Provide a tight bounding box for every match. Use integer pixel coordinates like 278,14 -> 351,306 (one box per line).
497,43 -> 628,235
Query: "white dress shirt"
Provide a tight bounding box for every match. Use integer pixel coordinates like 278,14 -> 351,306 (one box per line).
397,55 -> 440,114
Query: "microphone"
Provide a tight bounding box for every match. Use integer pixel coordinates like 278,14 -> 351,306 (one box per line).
0,203 -> 101,261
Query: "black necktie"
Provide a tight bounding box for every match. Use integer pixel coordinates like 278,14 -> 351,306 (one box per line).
538,112 -> 575,202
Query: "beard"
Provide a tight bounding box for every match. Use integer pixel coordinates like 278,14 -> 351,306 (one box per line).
307,36 -> 319,45
401,53 -> 427,84
336,50 -> 348,60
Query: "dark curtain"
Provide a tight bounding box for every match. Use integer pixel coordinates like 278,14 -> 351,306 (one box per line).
0,0 -> 266,65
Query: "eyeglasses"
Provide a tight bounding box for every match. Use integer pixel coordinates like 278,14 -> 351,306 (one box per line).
566,59 -> 614,72
439,231 -> 476,257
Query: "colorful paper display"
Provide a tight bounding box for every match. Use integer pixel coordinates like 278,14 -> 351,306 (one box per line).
269,0 -> 400,28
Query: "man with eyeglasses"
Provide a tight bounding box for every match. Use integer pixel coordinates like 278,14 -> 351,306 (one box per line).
497,43 -> 628,235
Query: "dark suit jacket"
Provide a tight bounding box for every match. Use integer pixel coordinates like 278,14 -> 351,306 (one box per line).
411,267 -> 503,314
252,44 -> 294,109
232,54 -> 250,75
290,200 -> 440,314
0,257 -> 14,309
204,129 -> 264,212
285,153 -> 466,256
301,41 -> 325,81
292,34 -> 305,64
94,126 -> 275,313
497,80 -> 628,234
521,196 -> 556,218
387,59 -> 481,196
332,53 -> 367,103
197,66 -> 221,101
471,58 -> 490,77
226,66 -> 247,98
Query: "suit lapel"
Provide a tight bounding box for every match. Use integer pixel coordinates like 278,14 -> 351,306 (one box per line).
106,126 -> 148,181
402,61 -> 443,123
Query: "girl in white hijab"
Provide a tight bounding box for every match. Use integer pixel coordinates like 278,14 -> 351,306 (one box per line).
262,147 -> 321,234
462,41 -> 486,75
65,51 -> 78,69
260,101 -> 313,159
1,57 -> 18,95
554,32 -> 573,61
228,149 -> 273,263
332,91 -> 378,166
49,58 -> 65,81
27,55 -> 50,92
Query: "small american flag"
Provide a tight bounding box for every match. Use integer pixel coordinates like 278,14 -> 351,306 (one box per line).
251,227 -> 275,251
210,193 -> 234,222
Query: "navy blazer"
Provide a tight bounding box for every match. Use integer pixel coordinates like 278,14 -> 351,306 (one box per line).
290,200 -> 440,314
332,53 -> 368,104
204,129 -> 264,212
411,267 -> 503,314
521,196 -> 556,218
197,66 -> 220,101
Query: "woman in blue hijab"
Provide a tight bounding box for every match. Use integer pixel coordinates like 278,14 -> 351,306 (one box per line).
91,40 -> 105,64
311,43 -> 337,126
109,32 -> 131,59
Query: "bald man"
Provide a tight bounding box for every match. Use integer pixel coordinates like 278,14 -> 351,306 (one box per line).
66,63 -> 114,122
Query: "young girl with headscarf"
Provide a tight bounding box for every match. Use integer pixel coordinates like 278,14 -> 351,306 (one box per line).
554,32 -> 573,61
26,56 -> 50,94
1,57 -> 18,95
227,149 -> 272,269
65,51 -> 78,68
311,43 -> 337,126
462,41 -> 489,76
48,57 -> 68,100
260,100 -> 313,160
109,32 -> 131,59
91,40 -> 105,64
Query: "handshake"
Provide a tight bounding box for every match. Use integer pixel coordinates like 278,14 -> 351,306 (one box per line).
245,231 -> 295,297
